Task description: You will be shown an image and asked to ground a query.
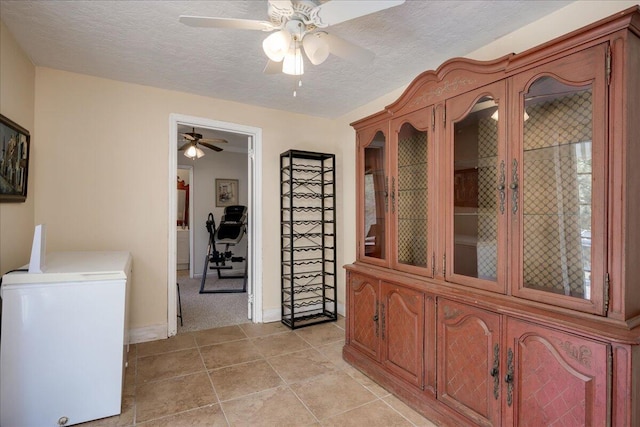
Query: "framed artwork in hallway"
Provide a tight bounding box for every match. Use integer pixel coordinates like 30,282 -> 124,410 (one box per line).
216,178 -> 238,207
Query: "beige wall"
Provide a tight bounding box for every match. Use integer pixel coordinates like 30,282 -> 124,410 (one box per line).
0,21 -> 36,273
33,68 -> 335,335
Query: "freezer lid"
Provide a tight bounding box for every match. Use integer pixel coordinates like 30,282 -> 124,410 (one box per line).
1,251 -> 132,286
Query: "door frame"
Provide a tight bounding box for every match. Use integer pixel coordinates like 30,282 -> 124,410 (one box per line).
168,113 -> 263,336
176,165 -> 194,277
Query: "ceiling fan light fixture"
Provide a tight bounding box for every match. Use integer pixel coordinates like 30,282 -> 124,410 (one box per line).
185,145 -> 197,158
283,44 -> 304,76
303,32 -> 330,65
180,1 -> 407,76
263,30 -> 291,62
184,145 -> 206,159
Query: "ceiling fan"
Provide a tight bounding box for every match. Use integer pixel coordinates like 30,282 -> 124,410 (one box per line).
179,128 -> 228,159
179,0 -> 405,76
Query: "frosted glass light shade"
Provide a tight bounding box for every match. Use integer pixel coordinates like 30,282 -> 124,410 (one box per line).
303,33 -> 329,65
283,46 -> 304,75
184,145 -> 205,159
263,30 -> 291,62
185,145 -> 197,158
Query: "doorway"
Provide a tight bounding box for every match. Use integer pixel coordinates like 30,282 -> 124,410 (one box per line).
176,166 -> 192,273
168,114 -> 263,337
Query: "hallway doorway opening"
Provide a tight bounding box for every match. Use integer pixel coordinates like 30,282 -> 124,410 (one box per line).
168,114 -> 263,336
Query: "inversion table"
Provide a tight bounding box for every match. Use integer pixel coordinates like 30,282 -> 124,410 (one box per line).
199,205 -> 248,293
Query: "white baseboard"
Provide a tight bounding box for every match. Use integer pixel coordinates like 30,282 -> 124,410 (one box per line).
129,323 -> 168,344
128,303 -> 345,343
338,302 -> 345,317
260,302 -> 345,324
262,308 -> 281,323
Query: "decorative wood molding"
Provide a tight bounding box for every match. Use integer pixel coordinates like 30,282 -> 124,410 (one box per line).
443,305 -> 461,320
559,340 -> 593,368
408,76 -> 478,109
386,55 -> 512,117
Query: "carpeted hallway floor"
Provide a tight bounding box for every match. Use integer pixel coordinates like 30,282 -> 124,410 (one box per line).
176,271 -> 249,333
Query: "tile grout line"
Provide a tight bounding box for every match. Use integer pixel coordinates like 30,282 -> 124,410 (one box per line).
378,396 -> 424,427
129,319 -> 430,426
282,328 -> 372,426
283,375 -> 323,425
265,346 -> 326,423
198,325 -> 250,426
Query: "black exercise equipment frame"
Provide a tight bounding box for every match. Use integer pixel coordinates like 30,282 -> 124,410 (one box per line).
199,210 -> 248,294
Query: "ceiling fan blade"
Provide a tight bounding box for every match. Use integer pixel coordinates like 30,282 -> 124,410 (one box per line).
178,141 -> 193,151
323,32 -> 375,64
199,142 -> 224,152
199,138 -> 228,144
263,59 -> 282,74
312,0 -> 405,27
268,0 -> 294,18
181,133 -> 197,141
179,15 -> 276,31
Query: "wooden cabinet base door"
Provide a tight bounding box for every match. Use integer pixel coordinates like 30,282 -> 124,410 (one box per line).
349,275 -> 380,360
381,283 -> 425,389
437,300 -> 501,427
505,318 -> 609,427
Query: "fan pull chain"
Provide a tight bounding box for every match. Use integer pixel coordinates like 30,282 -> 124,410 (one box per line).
292,35 -> 302,97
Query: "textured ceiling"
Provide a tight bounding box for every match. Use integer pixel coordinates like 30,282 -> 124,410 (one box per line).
0,1 -> 572,118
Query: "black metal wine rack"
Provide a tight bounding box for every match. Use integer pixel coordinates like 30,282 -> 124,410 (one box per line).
280,150 -> 337,329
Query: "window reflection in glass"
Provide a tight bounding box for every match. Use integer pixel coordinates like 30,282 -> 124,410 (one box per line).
522,76 -> 592,299
364,131 -> 386,259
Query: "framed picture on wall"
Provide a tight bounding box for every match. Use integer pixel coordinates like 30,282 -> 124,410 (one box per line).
216,178 -> 238,207
0,114 -> 30,203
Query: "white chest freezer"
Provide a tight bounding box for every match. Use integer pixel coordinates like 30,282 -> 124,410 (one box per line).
0,251 -> 132,427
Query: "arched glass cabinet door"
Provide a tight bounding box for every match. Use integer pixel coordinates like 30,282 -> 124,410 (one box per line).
510,44 -> 607,315
391,108 -> 433,276
445,81 -> 507,294
359,128 -> 388,265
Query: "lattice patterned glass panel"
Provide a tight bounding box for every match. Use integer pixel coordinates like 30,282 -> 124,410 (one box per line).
453,96 -> 498,281
397,123 -> 428,268
522,77 -> 592,299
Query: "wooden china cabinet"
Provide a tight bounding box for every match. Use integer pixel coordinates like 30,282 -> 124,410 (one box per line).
344,7 -> 640,426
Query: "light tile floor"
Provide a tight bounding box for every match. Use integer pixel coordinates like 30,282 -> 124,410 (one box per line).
81,318 -> 438,426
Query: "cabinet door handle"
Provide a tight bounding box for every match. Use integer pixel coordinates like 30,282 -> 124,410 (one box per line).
505,348 -> 514,407
511,159 -> 519,214
391,177 -> 396,214
381,303 -> 386,340
491,343 -> 500,400
374,302 -> 379,337
384,178 -> 389,212
498,160 -> 506,214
